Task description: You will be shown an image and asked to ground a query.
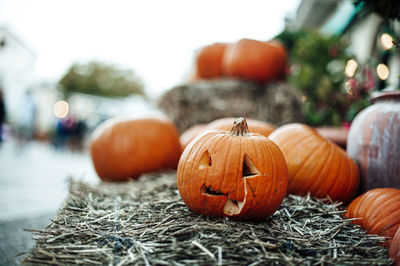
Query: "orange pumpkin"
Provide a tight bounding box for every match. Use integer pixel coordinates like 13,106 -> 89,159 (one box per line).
346,188 -> 400,247
390,226 -> 400,265
222,38 -> 287,82
268,123 -> 359,203
177,118 -> 288,220
196,43 -> 228,79
180,124 -> 207,150
90,116 -> 181,181
205,117 -> 275,138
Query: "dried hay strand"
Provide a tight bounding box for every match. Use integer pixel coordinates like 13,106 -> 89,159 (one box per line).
22,172 -> 392,265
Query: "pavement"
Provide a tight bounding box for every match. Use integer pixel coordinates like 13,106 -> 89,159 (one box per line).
0,139 -> 98,265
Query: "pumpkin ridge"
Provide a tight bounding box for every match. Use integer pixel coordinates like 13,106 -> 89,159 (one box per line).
319,148 -> 343,200
308,143 -> 334,197
370,210 -> 400,236
326,148 -> 347,202
341,158 -> 359,203
349,190 -> 375,227
254,137 -> 269,211
278,133 -> 315,181
352,189 -> 397,229
263,138 -> 278,215
271,140 -> 288,214
362,191 -> 397,228
218,136 -> 235,198
246,138 -> 262,212
287,135 -> 321,195
368,198 -> 400,234
234,136 -> 242,201
365,192 -> 400,229
346,196 -> 363,225
298,140 -> 331,196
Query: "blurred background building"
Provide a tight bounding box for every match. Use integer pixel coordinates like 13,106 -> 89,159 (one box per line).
0,27 -> 36,124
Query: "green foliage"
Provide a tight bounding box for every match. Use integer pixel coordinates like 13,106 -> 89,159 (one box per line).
274,30 -> 307,52
277,30 -> 369,126
59,61 -> 145,98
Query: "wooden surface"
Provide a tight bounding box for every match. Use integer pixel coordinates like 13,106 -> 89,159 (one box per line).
315,127 -> 348,149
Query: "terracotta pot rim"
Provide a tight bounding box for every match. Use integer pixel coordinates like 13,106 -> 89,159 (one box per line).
371,91 -> 400,104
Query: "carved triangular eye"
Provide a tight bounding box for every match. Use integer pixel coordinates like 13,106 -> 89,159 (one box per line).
199,150 -> 211,169
242,154 -> 260,178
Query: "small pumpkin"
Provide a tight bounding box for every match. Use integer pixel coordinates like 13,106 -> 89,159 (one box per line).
196,43 -> 228,79
268,123 -> 359,203
222,38 -> 287,82
90,116 -> 181,181
180,124 -> 207,150
177,118 -> 288,220
205,117 -> 275,138
390,226 -> 400,266
346,188 -> 400,247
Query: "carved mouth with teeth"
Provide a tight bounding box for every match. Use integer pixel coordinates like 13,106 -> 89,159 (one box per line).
199,150 -> 260,216
200,184 -> 245,216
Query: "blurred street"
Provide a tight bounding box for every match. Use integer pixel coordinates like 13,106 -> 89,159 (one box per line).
0,139 -> 98,264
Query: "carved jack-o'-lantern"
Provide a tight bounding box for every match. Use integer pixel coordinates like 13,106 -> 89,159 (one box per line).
177,118 -> 288,220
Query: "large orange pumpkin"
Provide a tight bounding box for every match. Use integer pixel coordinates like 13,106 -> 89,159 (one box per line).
222,38 -> 287,82
90,116 -> 181,181
346,188 -> 400,247
268,123 -> 359,203
196,43 -> 228,79
390,226 -> 400,266
177,118 -> 288,220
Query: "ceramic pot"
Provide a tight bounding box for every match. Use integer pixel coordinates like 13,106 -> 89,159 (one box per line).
347,91 -> 400,193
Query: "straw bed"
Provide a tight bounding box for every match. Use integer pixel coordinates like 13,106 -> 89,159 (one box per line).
23,172 -> 392,265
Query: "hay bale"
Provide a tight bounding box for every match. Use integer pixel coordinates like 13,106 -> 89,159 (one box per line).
157,78 -> 304,132
23,172 -> 391,265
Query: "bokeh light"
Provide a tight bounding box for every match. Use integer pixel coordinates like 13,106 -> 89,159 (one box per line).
345,59 -> 358,77
54,100 -> 69,118
376,64 -> 390,80
380,33 -> 394,50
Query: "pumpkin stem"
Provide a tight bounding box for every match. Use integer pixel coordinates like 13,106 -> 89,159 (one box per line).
229,117 -> 249,136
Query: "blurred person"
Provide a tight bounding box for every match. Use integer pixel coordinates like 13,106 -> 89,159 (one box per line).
54,118 -> 67,150
69,119 -> 87,151
15,90 -> 37,144
54,115 -> 81,151
0,87 -> 6,144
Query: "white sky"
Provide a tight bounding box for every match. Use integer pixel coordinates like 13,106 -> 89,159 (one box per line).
0,0 -> 300,97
